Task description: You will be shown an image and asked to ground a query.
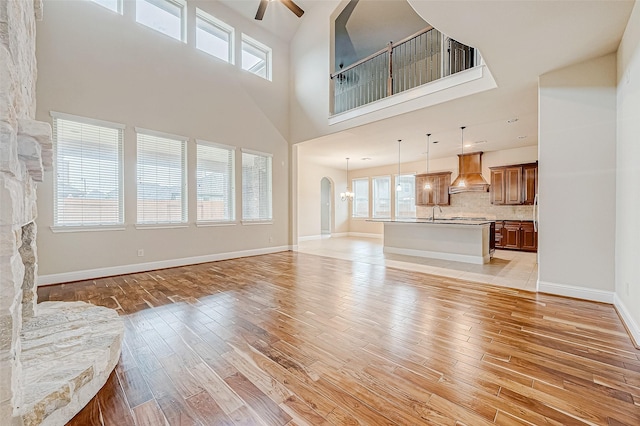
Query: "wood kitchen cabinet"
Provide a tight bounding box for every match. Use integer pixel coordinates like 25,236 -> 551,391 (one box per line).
490,162 -> 537,205
494,220 -> 537,252
415,172 -> 452,206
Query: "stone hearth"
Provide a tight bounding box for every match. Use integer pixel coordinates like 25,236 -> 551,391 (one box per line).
0,1 -> 124,425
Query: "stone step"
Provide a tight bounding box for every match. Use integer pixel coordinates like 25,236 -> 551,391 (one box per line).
19,301 -> 123,426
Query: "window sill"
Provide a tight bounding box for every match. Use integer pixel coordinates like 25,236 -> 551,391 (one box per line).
196,221 -> 237,227
241,220 -> 273,226
351,217 -> 371,221
135,223 -> 189,230
50,225 -> 126,233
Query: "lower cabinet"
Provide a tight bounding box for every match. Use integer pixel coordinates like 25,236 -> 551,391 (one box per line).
494,220 -> 537,252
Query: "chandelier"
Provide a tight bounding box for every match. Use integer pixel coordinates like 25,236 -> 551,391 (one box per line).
340,157 -> 354,201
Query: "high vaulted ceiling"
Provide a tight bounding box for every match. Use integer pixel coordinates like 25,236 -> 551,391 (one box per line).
230,0 -> 635,170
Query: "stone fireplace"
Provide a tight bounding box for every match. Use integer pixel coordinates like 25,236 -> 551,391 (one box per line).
1,1 -> 123,424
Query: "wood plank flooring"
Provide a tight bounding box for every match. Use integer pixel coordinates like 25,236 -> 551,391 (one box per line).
37,251 -> 640,425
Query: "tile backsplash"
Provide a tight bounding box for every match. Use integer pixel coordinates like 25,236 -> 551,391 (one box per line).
416,191 -> 534,221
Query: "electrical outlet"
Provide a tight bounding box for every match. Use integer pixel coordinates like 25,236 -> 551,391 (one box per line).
137,249 -> 144,257
269,236 -> 274,243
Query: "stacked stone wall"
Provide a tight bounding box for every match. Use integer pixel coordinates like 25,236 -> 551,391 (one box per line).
0,1 -> 49,424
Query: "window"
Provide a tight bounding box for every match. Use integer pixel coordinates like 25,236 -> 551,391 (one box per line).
196,9 -> 234,63
136,129 -> 187,224
136,0 -> 185,42
241,34 -> 271,80
352,178 -> 369,218
395,174 -> 416,218
51,112 -> 124,228
242,150 -> 272,222
372,176 -> 391,218
196,141 -> 235,222
89,0 -> 122,14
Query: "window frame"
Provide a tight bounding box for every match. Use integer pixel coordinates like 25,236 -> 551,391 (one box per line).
196,140 -> 236,225
135,0 -> 186,42
395,174 -> 417,219
371,175 -> 391,219
241,149 -> 273,224
195,8 -> 235,64
241,33 -> 272,81
135,127 -> 188,227
50,111 -> 125,231
351,177 -> 370,219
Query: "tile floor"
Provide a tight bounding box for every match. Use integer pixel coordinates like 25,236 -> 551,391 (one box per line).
297,236 -> 539,291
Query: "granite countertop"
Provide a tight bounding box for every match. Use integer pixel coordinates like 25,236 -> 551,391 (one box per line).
369,218 -> 495,226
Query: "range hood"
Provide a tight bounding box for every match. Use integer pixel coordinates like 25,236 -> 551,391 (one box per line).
449,151 -> 490,194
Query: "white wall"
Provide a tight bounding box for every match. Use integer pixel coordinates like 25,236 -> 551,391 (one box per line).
35,0 -> 292,282
616,2 -> 640,345
297,145 -> 349,239
538,53 -> 617,302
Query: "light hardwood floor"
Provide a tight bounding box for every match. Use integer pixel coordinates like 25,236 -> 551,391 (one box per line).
39,250 -> 639,425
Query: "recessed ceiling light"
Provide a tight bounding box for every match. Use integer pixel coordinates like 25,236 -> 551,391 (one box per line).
361,157 -> 371,160
464,144 -> 472,148
517,135 -> 527,139
432,140 -> 439,144
473,140 -> 487,145
507,118 -> 519,123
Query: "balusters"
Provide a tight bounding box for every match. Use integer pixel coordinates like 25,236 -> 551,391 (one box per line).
332,27 -> 478,114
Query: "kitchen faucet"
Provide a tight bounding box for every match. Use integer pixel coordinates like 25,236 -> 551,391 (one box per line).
431,204 -> 442,222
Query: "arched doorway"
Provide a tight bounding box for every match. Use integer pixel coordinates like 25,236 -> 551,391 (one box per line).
321,177 -> 332,236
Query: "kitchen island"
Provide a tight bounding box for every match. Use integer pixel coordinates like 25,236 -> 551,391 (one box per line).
373,219 -> 495,264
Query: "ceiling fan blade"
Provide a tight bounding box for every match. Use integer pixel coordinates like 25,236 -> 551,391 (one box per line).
255,0 -> 268,20
281,0 -> 304,17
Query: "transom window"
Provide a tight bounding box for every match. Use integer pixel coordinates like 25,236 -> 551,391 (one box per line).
89,0 -> 122,14
136,0 -> 185,42
242,150 -> 272,222
196,9 -> 234,63
136,129 -> 187,224
241,34 -> 271,80
196,141 -> 235,222
395,174 -> 416,218
352,178 -> 369,218
372,176 -> 391,219
52,112 -> 124,228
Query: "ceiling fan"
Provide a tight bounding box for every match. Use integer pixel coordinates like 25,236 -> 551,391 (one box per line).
255,0 -> 304,20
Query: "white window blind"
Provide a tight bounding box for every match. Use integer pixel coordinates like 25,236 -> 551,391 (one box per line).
242,151 -> 272,221
196,9 -> 234,63
197,141 -> 235,222
372,176 -> 391,218
395,174 -> 416,218
241,34 -> 271,80
52,114 -> 124,227
136,0 -> 185,41
352,178 -> 369,218
136,130 -> 187,224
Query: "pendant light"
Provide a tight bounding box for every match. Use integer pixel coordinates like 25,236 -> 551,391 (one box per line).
396,139 -> 402,191
458,126 -> 466,187
340,157 -> 354,201
424,133 -> 432,190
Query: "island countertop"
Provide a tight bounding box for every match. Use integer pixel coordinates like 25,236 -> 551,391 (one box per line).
368,218 -> 495,226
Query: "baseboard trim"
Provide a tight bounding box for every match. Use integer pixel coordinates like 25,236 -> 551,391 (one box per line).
37,245 -> 292,286
537,280 -> 614,304
331,232 -> 349,238
348,232 -> 383,239
614,294 -> 640,349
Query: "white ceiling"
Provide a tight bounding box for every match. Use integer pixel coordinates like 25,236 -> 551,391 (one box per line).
229,0 -> 635,170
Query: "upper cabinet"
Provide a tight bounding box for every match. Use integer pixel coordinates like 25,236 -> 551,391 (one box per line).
490,162 -> 538,205
415,172 -> 452,206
